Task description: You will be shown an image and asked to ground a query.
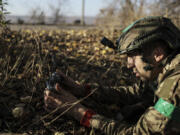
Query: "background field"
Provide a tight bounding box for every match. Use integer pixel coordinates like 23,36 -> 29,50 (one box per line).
0,25 -> 137,135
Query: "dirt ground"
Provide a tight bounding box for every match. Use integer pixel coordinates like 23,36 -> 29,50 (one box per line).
0,25 -> 135,135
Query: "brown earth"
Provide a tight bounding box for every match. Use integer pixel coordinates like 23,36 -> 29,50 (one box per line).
0,26 -> 136,135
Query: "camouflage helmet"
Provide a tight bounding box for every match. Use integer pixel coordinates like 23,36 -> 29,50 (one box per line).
117,16 -> 180,54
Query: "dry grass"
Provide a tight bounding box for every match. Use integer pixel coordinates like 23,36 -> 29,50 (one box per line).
0,27 -> 135,134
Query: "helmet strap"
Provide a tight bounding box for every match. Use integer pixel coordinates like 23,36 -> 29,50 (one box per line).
143,65 -> 154,71
141,57 -> 154,71
141,56 -> 164,71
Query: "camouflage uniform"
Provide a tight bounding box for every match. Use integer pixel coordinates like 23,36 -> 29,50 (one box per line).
88,80 -> 155,121
85,17 -> 180,134
89,53 -> 180,135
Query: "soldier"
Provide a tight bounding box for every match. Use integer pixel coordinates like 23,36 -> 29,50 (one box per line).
44,16 -> 180,134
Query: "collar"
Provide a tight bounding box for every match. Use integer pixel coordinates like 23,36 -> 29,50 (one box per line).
157,53 -> 180,84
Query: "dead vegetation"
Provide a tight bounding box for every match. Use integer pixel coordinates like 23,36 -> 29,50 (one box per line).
0,27 -> 136,134
95,0 -> 180,28
1,0 -> 180,134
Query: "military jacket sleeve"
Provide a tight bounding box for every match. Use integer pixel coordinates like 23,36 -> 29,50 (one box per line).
88,75 -> 180,135
92,81 -> 154,105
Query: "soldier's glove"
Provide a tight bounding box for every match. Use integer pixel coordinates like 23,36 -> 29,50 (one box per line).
46,71 -> 91,97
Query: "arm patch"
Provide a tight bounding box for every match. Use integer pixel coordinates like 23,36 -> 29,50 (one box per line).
154,98 -> 180,122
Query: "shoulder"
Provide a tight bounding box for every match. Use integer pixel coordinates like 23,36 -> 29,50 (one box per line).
155,73 -> 180,102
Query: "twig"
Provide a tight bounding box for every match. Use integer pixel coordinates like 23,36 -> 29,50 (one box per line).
41,88 -> 98,126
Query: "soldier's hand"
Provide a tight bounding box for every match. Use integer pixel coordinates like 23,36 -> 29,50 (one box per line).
55,70 -> 89,97
44,83 -> 87,120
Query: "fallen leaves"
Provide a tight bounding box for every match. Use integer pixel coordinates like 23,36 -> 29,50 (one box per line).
0,27 -> 136,134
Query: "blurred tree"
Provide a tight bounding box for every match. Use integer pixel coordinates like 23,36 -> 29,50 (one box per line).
29,0 -> 70,25
0,0 -> 9,28
96,0 -> 180,28
155,0 -> 180,15
74,19 -> 81,25
17,18 -> 24,24
30,8 -> 46,24
96,0 -> 147,28
38,11 -> 46,25
49,0 -> 68,24
30,9 -> 37,24
149,0 -> 180,27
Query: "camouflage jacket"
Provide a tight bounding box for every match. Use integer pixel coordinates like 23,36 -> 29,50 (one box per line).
89,53 -> 180,135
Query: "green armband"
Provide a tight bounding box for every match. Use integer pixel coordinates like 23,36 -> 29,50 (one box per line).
154,98 -> 180,122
